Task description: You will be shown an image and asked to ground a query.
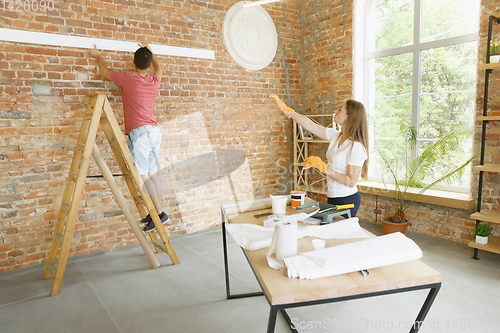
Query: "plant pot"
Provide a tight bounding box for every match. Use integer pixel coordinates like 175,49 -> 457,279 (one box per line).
490,55 -> 500,63
381,217 -> 409,235
475,235 -> 488,245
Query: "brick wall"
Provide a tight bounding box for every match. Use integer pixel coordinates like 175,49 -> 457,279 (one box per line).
293,0 -> 353,195
0,0 -> 303,273
303,0 -> 353,115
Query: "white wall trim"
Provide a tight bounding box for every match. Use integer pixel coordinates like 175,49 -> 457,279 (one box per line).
0,28 -> 215,60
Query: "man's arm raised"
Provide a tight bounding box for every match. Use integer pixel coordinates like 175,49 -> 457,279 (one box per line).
139,42 -> 162,79
90,44 -> 111,81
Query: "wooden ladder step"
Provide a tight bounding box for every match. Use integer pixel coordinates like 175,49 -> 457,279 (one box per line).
47,263 -> 56,278
69,173 -> 78,182
61,203 -> 70,213
54,233 -> 63,245
154,239 -> 168,254
76,143 -> 86,150
135,195 -> 145,205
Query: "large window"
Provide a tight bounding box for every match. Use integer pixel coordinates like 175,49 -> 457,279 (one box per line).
358,0 -> 480,190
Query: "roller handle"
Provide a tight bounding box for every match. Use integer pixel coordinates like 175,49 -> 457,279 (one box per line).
335,204 -> 354,210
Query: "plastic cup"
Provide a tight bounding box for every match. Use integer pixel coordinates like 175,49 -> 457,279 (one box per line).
311,239 -> 326,251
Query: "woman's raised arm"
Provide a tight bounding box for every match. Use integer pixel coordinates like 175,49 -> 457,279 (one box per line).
270,94 -> 327,141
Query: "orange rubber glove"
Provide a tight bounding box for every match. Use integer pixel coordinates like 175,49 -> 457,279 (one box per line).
303,156 -> 327,173
270,94 -> 295,118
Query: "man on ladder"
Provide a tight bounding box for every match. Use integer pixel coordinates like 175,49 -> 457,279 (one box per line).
90,42 -> 168,233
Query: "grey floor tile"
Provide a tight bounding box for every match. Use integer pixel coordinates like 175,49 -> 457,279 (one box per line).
174,227 -> 236,254
0,262 -> 86,306
0,283 -> 120,333
0,267 -> 52,306
200,241 -> 261,289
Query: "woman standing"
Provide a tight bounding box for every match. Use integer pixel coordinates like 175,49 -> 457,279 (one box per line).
270,94 -> 369,218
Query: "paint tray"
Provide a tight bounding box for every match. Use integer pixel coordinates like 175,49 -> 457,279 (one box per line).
296,202 -> 351,223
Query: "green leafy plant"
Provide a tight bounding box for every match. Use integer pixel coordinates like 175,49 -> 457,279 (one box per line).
490,41 -> 500,56
475,223 -> 492,237
380,123 -> 476,223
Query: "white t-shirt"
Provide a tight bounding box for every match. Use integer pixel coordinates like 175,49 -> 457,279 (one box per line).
325,128 -> 367,198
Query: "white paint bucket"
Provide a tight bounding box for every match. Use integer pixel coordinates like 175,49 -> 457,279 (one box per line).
271,195 -> 287,215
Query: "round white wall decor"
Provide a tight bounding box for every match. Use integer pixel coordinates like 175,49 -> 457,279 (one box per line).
222,2 -> 278,71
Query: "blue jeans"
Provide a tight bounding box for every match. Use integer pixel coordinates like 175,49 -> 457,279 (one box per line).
127,125 -> 161,175
327,191 -> 361,219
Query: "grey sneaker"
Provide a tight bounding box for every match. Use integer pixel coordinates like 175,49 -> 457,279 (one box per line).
142,212 -> 170,232
140,214 -> 152,224
141,212 -> 170,224
159,212 -> 170,224
143,221 -> 155,232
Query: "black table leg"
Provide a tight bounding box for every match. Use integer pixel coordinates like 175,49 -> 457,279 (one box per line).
267,306 -> 279,333
221,208 -> 231,299
221,208 -> 264,299
409,285 -> 441,333
280,308 -> 299,333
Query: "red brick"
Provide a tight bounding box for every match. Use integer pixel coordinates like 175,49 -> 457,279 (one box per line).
0,258 -> 16,269
8,250 -> 23,257
25,46 -> 58,56
0,244 -> 13,252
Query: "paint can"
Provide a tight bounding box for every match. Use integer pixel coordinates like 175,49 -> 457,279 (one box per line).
290,190 -> 306,207
271,195 -> 287,215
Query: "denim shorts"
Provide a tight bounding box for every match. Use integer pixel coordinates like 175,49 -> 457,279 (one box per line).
127,125 -> 161,175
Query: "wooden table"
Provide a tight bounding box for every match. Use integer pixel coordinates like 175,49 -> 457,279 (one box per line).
221,198 -> 442,333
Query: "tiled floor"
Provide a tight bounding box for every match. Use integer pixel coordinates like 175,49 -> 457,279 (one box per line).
1,221 -> 500,333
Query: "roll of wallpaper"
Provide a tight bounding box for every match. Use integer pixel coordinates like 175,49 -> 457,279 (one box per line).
283,232 -> 423,279
276,221 -> 298,260
266,220 -> 297,269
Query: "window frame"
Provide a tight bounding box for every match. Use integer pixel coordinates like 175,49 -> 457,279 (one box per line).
354,0 -> 479,193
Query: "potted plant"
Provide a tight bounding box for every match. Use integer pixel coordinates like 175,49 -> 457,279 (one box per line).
475,223 -> 492,245
379,123 -> 476,234
490,41 -> 500,63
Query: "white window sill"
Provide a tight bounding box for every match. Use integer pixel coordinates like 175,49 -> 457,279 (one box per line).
357,181 -> 474,210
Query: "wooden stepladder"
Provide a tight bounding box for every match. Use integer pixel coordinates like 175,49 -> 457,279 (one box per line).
43,93 -> 179,296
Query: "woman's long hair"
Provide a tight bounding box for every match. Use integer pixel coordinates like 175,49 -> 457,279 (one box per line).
342,100 -> 369,179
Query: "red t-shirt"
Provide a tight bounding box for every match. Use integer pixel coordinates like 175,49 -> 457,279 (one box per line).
109,71 -> 161,134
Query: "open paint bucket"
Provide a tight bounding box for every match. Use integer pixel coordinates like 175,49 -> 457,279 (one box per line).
271,195 -> 287,215
290,190 -> 306,207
